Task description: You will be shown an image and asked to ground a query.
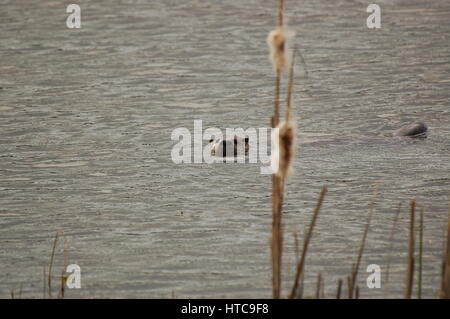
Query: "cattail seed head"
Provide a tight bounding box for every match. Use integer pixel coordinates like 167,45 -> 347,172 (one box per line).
276,120 -> 295,179
267,27 -> 286,74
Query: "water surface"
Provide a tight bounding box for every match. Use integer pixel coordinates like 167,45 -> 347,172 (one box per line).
1,0 -> 450,298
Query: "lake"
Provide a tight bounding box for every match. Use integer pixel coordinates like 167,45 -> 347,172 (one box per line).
0,0 -> 449,298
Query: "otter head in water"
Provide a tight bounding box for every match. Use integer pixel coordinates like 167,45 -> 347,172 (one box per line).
208,136 -> 250,157
394,121 -> 428,138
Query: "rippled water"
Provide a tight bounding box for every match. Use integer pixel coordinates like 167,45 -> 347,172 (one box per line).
1,0 -> 450,298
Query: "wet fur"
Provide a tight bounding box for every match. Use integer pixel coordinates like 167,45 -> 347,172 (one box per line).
209,136 -> 250,157
394,121 -> 428,138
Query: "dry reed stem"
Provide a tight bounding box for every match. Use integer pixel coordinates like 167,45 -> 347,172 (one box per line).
272,75 -> 281,128
62,231 -> 68,270
59,231 -> 68,299
384,202 -> 402,298
417,208 -> 424,299
440,203 -> 450,298
271,171 -> 285,299
271,174 -> 282,298
275,49 -> 296,179
268,1 -> 287,127
59,270 -> 65,299
336,278 -> 343,299
315,273 -> 322,299
289,186 -> 327,299
269,0 -> 286,300
285,49 -> 296,122
346,276 -> 352,298
277,0 -> 284,28
405,200 -> 416,299
321,276 -> 325,298
48,231 -> 59,298
43,266 -> 46,299
348,203 -> 375,298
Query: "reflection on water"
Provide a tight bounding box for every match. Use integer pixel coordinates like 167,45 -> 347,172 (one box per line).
1,0 -> 449,298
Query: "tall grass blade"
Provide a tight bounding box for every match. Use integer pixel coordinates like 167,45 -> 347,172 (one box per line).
336,278 -> 343,299
384,202 -> 402,298
349,204 -> 375,298
440,202 -> 450,298
289,186 -> 327,298
48,232 -> 59,298
417,208 -> 424,299
405,200 -> 416,299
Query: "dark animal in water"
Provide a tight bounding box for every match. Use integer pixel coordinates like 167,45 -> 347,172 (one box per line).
209,136 -> 250,157
394,121 -> 428,137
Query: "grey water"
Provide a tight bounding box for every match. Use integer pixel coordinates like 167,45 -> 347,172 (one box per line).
1,0 -> 449,298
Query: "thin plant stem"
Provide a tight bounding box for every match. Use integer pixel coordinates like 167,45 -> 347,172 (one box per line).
417,208 -> 424,299
336,278 -> 343,299
440,202 -> 450,298
289,186 -> 327,298
405,200 -> 416,299
48,232 -> 59,298
384,202 -> 402,298
285,49 -> 296,122
349,204 -> 375,298
315,273 -> 322,299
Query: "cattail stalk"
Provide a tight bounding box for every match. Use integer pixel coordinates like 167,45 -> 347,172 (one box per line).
59,270 -> 66,299
315,273 -> 322,299
417,208 -> 424,299
440,203 -> 450,299
336,278 -> 343,299
285,50 -> 296,122
43,266 -> 46,299
405,200 -> 416,299
48,232 -> 59,298
348,205 -> 374,298
289,186 -> 327,298
269,0 -> 285,299
384,202 -> 402,298
268,0 -> 296,299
